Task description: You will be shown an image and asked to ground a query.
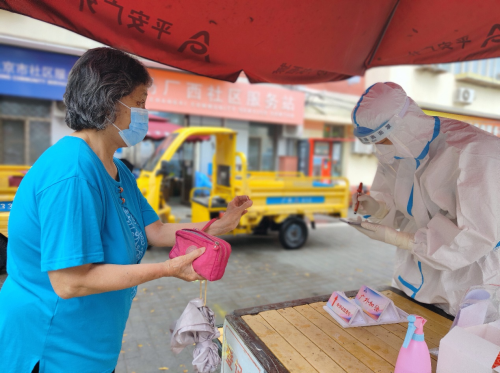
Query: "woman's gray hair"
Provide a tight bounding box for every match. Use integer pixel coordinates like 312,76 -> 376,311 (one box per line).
64,47 -> 152,131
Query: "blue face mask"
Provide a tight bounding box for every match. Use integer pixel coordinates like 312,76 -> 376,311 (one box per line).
109,100 -> 149,147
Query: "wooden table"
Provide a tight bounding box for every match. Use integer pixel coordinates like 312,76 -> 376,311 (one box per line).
221,287 -> 453,373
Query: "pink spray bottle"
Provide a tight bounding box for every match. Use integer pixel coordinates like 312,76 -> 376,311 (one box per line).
394,314 -> 432,373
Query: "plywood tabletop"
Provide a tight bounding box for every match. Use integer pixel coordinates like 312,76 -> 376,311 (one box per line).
240,290 -> 452,373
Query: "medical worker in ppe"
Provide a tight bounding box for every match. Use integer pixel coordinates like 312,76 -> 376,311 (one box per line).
351,82 -> 500,316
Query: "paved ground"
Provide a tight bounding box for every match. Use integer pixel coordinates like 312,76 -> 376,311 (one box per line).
115,206 -> 396,373
0,206 -> 397,373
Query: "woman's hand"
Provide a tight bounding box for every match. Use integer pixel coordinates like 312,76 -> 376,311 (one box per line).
208,195 -> 253,235
166,247 -> 206,282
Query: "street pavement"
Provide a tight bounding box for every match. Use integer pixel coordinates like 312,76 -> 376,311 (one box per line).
0,207 -> 397,373
115,206 -> 396,373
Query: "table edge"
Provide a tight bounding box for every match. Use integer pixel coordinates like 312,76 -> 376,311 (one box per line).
225,314 -> 289,373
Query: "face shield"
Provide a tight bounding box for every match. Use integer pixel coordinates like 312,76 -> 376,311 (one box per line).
354,96 -> 414,161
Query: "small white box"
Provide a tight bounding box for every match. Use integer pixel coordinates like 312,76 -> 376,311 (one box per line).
437,320 -> 500,372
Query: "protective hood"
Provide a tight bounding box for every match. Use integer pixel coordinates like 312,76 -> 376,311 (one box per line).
352,82 -> 436,160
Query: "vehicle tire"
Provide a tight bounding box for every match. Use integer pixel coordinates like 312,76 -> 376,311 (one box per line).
279,217 -> 308,250
0,234 -> 7,274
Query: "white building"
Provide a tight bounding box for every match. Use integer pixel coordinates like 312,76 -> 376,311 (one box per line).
297,60 -> 500,192
366,62 -> 500,133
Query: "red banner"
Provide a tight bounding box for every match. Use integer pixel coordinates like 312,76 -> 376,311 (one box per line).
147,69 -> 305,125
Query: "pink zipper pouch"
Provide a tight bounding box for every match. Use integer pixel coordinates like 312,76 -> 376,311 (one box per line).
169,218 -> 231,281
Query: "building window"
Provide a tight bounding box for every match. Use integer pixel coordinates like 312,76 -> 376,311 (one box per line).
324,125 -> 345,138
286,138 -> 298,157
248,123 -> 276,171
440,58 -> 500,80
149,111 -> 185,125
0,119 -> 25,164
248,137 -> 261,171
0,96 -> 51,165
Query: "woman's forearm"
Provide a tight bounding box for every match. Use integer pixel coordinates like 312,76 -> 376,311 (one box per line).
49,261 -> 171,299
146,196 -> 252,247
146,220 -> 219,247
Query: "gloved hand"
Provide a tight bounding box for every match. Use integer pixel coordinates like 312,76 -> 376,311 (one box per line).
352,221 -> 415,251
352,193 -> 387,217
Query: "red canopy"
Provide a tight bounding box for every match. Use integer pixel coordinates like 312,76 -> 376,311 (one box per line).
3,1 -> 500,83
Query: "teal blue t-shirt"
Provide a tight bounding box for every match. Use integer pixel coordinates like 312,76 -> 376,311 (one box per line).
0,137 -> 159,373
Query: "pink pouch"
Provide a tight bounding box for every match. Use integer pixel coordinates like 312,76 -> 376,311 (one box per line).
169,219 -> 231,281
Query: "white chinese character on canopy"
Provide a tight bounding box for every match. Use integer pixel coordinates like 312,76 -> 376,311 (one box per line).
2,61 -> 14,74
207,85 -> 223,102
29,65 -> 41,77
265,93 -> 277,109
187,83 -> 202,100
247,91 -> 260,107
42,66 -> 53,78
228,88 -> 241,105
16,63 -> 28,75
282,96 -> 295,111
163,80 -> 180,96
54,68 -> 66,80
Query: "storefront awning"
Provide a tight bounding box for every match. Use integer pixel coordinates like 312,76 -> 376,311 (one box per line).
147,114 -> 210,142
146,114 -> 181,140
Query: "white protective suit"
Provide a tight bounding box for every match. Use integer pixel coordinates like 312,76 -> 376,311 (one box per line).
352,82 -> 500,315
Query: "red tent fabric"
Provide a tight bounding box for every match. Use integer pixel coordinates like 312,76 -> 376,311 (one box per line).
2,1 -> 500,84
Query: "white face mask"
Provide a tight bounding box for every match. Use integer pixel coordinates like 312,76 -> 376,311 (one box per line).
375,144 -> 396,164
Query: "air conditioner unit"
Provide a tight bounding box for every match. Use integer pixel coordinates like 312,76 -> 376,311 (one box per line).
454,87 -> 475,105
52,101 -> 67,118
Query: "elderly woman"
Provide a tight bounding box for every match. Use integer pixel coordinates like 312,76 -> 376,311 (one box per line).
0,47 -> 252,373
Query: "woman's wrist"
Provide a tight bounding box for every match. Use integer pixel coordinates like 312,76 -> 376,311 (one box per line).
205,219 -> 224,236
162,260 -> 176,278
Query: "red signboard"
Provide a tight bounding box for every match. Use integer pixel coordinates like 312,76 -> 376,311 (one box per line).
147,69 -> 304,125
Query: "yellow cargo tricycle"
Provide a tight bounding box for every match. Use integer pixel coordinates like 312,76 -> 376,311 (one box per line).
137,127 -> 350,249
0,165 -> 30,273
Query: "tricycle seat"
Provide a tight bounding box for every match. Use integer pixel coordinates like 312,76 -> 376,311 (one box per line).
192,196 -> 227,208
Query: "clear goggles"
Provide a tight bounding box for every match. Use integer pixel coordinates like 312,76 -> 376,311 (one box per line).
353,97 -> 410,145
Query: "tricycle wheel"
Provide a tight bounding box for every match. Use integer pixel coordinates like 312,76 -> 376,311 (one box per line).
0,234 -> 7,274
279,217 -> 308,250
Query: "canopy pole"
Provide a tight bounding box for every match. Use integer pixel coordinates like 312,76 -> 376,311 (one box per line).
366,0 -> 401,67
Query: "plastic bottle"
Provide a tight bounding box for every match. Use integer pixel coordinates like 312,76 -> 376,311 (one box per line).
394,314 -> 432,373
